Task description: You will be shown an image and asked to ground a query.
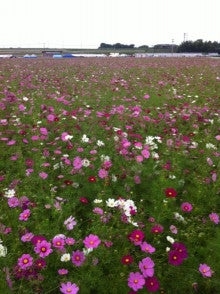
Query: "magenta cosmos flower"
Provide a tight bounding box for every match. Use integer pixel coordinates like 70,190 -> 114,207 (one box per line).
127,272 -> 145,291
18,254 -> 33,270
34,240 -> 53,258
199,264 -> 213,277
145,276 -> 160,292
60,281 -> 79,294
139,257 -> 155,277
168,250 -> 185,266
128,229 -> 145,245
171,242 -> 188,259
34,258 -> 47,270
151,224 -> 164,234
83,234 -> 101,249
31,235 -> 46,245
181,202 -> 193,212
71,250 -> 86,266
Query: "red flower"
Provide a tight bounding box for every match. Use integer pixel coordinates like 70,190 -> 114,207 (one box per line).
121,255 -> 133,265
79,197 -> 89,204
63,180 -> 73,186
165,188 -> 177,198
88,176 -> 96,183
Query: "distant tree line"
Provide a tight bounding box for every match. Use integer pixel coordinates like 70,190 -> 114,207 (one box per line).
178,39 -> 220,53
99,43 -> 144,50
99,40 -> 220,54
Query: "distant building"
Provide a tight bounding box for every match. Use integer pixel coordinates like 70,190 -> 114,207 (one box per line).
0,54 -> 15,59
42,50 -> 63,57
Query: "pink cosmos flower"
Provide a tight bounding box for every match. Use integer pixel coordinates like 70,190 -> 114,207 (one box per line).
73,156 -> 83,170
141,149 -> 150,159
93,207 -> 104,215
64,216 -> 77,230
139,257 -> 155,277
7,140 -> 16,146
40,127 -> 48,136
71,250 -> 86,266
47,114 -> 56,122
170,225 -> 178,234
135,155 -> 143,163
7,197 -> 19,208
209,212 -> 219,224
58,268 -> 68,275
52,236 -> 65,250
18,254 -> 33,270
83,234 -> 101,249
127,272 -> 145,292
65,237 -> 75,245
144,94 -> 150,99
19,209 -> 31,221
39,172 -> 48,179
140,242 -> 156,254
18,104 -> 26,111
199,264 -> 213,277
98,168 -> 108,179
181,202 -> 193,213
21,232 -> 34,242
134,175 -> 141,184
60,281 -> 79,294
34,240 -> 53,258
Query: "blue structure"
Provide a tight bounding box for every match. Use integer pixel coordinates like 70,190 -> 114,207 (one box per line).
62,53 -> 74,58
53,54 -> 63,58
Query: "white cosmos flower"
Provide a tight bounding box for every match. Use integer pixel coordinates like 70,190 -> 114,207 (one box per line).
4,189 -> 15,198
81,134 -> 89,143
111,174 -> 117,182
97,140 -> 105,147
82,159 -> 90,167
206,143 -> 217,150
94,199 -> 103,204
83,248 -> 93,256
60,253 -> 70,262
0,244 -> 7,257
106,198 -> 117,207
166,236 -> 175,244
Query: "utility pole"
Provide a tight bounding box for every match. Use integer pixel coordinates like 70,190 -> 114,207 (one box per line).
171,39 -> 174,55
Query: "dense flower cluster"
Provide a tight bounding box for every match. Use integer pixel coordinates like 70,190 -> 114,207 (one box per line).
0,57 -> 219,293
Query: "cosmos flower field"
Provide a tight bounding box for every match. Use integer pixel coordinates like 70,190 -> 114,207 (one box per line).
0,57 -> 220,294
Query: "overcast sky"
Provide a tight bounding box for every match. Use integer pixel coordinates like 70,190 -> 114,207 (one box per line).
0,0 -> 219,48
